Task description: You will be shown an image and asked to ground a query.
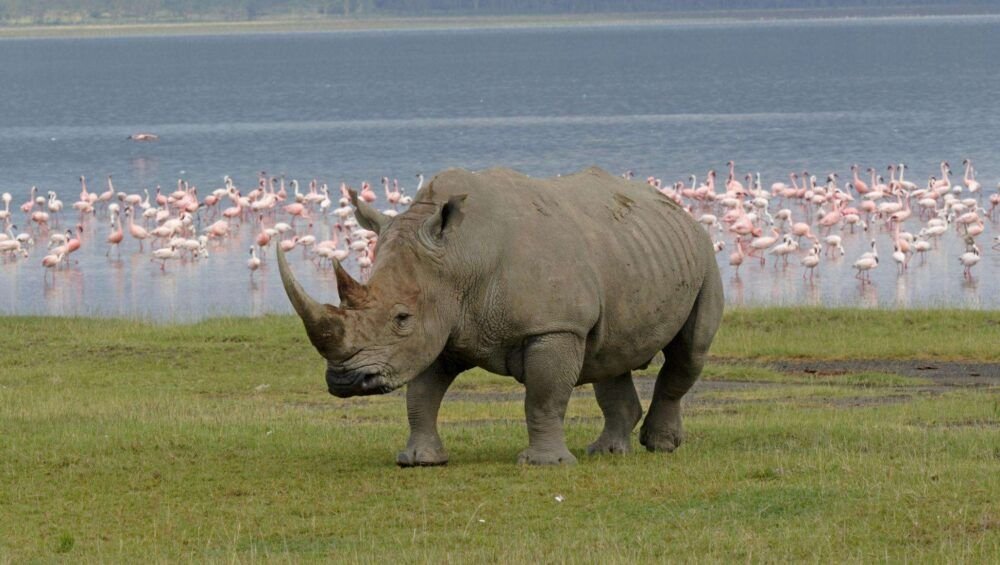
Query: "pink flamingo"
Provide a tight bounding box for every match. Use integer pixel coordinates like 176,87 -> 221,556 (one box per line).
315,225 -> 350,264
168,180 -> 186,202
298,224 -> 317,257
64,224 -> 83,263
151,245 -> 180,270
818,200 -> 843,234
959,245 -> 980,279
790,219 -> 817,244
729,216 -> 754,237
20,186 -> 37,215
123,192 -> 142,208
79,176 -> 98,205
73,177 -> 95,214
291,179 -> 305,204
205,220 -> 230,239
106,211 -> 124,257
694,170 -> 716,201
357,239 -> 376,281
359,181 -> 385,204
99,176 -> 115,206
931,162 -> 951,191
851,165 -> 869,194
42,251 -> 63,280
31,210 -> 50,229
386,178 -> 402,207
801,244 -> 821,280
770,176 -> 788,194
204,189 -> 221,210
222,199 -> 243,221
680,175 -> 698,200
283,202 -> 309,225
725,161 -> 744,194
776,173 -> 795,200
360,181 -> 377,204
747,227 -> 780,265
255,216 -> 272,251
276,177 -> 287,202
182,188 -> 201,214
728,236 -> 745,274
125,208 -> 149,251
888,193 -> 912,227
853,241 -> 879,283
962,159 -> 981,193
247,247 -> 261,276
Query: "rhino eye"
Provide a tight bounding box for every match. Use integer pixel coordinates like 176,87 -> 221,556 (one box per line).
393,312 -> 413,331
390,304 -> 413,333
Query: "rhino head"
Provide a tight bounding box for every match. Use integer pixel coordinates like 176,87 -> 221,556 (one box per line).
278,190 -> 466,398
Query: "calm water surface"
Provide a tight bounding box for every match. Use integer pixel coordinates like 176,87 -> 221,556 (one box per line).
1,17 -> 998,319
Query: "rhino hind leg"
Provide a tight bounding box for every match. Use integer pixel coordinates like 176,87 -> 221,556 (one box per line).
640,267 -> 724,454
586,372 -> 642,455
397,362 -> 459,467
517,333 -> 584,465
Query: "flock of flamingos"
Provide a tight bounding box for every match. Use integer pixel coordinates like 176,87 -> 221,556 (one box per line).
0,160 -> 998,289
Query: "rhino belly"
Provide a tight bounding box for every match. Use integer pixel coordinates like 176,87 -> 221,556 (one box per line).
575,208 -> 707,383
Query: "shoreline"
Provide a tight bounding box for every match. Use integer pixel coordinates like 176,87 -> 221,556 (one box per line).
2,7 -> 1000,40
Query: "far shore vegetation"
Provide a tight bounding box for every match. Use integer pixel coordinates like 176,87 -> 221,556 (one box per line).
2,3 -> 999,39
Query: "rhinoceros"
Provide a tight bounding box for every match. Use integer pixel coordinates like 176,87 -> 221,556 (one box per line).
277,166 -> 723,465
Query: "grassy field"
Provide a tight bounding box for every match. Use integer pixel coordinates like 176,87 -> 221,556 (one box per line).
1,309 -> 997,561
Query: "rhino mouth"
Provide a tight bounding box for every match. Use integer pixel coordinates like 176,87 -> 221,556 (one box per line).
326,365 -> 394,397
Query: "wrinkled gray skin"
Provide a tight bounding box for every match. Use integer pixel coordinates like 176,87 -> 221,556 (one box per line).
278,166 -> 724,466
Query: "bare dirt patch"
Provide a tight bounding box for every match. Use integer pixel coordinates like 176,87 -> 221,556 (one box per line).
724,358 -> 1000,386
442,359 -> 998,406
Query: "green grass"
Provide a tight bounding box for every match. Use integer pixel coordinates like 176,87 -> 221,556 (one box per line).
0,311 -> 998,561
714,307 -> 1000,361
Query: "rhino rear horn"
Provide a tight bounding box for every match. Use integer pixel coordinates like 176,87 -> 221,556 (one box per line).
333,259 -> 369,307
348,189 -> 390,235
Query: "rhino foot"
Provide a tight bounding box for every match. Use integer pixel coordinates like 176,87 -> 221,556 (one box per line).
640,398 -> 684,453
517,446 -> 577,466
586,435 -> 632,455
638,426 -> 682,453
396,445 -> 449,467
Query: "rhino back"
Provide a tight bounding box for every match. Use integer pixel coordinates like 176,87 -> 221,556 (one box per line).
418,167 -> 715,380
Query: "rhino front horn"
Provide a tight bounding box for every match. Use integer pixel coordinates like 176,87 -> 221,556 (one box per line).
277,244 -> 332,328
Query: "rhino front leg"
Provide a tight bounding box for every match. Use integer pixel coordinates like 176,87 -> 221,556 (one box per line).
397,361 -> 459,467
517,333 -> 583,465
587,372 -> 642,455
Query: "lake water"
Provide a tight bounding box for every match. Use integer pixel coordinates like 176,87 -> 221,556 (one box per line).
1,16 -> 998,320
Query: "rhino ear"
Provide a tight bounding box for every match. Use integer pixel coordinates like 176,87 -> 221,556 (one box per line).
348,189 -> 390,235
420,194 -> 467,248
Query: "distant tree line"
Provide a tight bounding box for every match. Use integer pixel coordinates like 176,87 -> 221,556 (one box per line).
0,0 -> 993,24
